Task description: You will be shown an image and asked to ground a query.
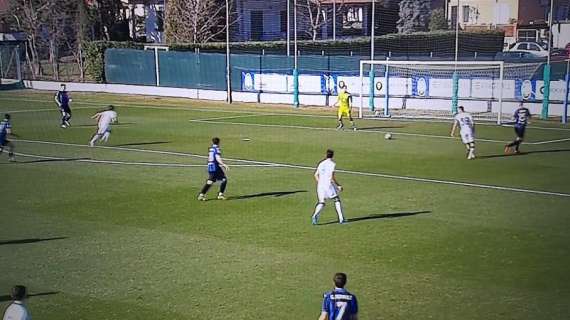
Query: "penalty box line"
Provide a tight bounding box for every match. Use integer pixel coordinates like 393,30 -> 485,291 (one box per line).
190,119 -> 570,145
13,138 -> 570,198
188,119 -> 512,144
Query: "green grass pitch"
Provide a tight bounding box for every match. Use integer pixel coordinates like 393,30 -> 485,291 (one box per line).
1,90 -> 569,319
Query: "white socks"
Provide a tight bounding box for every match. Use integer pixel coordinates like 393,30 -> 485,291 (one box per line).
312,203 -> 325,220
334,201 -> 345,223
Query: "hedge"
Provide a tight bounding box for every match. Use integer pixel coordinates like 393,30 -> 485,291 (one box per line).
84,41 -> 143,83
168,30 -> 505,55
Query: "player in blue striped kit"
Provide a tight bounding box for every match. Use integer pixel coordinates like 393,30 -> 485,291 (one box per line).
318,273 -> 359,320
0,114 -> 16,162
55,84 -> 72,128
505,102 -> 531,154
198,137 -> 230,201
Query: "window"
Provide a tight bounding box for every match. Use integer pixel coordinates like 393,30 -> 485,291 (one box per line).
527,43 -> 540,51
280,11 -> 287,33
451,6 -> 458,27
250,11 -> 263,41
462,5 -> 470,23
156,10 -> 164,32
518,30 -> 538,42
342,6 -> 363,31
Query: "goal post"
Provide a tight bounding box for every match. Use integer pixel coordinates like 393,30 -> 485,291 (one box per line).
0,41 -> 23,90
358,60 -> 510,124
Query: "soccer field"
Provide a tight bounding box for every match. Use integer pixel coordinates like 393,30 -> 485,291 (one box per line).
1,90 -> 569,320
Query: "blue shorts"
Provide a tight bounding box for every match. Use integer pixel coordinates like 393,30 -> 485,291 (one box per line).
514,125 -> 526,139
208,168 -> 226,182
60,106 -> 71,114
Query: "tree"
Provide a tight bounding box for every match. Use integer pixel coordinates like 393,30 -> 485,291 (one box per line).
165,0 -> 232,44
91,0 -> 126,41
428,8 -> 447,31
297,0 -> 344,41
5,0 -> 95,81
396,0 -> 430,34
5,0 -> 49,77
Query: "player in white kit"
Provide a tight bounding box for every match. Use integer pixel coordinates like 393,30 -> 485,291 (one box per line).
311,149 -> 346,225
450,106 -> 476,160
89,105 -> 118,147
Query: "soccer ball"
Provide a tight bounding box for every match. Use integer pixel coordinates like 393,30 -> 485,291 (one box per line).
384,133 -> 393,140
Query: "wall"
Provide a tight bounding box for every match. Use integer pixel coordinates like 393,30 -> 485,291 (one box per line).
22,80 -> 568,117
552,22 -> 570,48
235,0 -> 287,41
448,0 -> 518,26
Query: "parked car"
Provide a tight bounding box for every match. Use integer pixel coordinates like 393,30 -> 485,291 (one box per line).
497,51 -> 545,61
508,42 -> 549,57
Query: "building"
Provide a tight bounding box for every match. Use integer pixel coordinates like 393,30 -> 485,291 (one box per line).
0,0 -> 9,33
121,0 -> 165,43
448,0 -> 570,47
233,0 -> 403,42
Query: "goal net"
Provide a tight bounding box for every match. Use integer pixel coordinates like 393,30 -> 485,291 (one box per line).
0,42 -> 23,90
357,60 -> 542,124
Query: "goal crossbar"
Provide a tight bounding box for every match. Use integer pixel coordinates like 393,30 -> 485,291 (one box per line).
358,60 -> 505,124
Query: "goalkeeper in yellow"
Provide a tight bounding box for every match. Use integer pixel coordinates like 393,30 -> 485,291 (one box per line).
334,82 -> 356,131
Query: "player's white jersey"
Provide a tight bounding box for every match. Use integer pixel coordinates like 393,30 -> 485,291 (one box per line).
3,302 -> 31,320
454,112 -> 475,144
98,110 -> 117,127
454,112 -> 474,133
316,158 -> 339,201
316,158 -> 336,189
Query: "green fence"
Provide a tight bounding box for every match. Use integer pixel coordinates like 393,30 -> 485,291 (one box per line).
104,48 -> 570,93
105,48 -> 369,91
105,49 -> 156,86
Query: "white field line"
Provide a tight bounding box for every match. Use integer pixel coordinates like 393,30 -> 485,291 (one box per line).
3,96 -> 569,144
14,152 -> 276,168
188,119 -> 511,144
13,138 -> 570,198
191,114 -> 268,121
3,106 -> 97,113
0,96 -> 335,118
530,138 -> 570,145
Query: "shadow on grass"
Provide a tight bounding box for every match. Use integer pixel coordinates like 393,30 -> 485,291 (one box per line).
228,190 -> 307,200
0,291 -> 60,302
318,210 -> 431,225
0,237 -> 68,246
478,149 -> 570,159
113,141 -> 171,147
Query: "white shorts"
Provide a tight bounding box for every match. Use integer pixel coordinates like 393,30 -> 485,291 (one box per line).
317,184 -> 339,203
460,130 -> 474,144
97,124 -> 110,135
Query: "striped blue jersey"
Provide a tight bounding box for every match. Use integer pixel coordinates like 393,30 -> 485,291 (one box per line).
514,107 -> 531,126
207,144 -> 221,172
0,119 -> 11,141
55,90 -> 70,107
322,288 -> 358,320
